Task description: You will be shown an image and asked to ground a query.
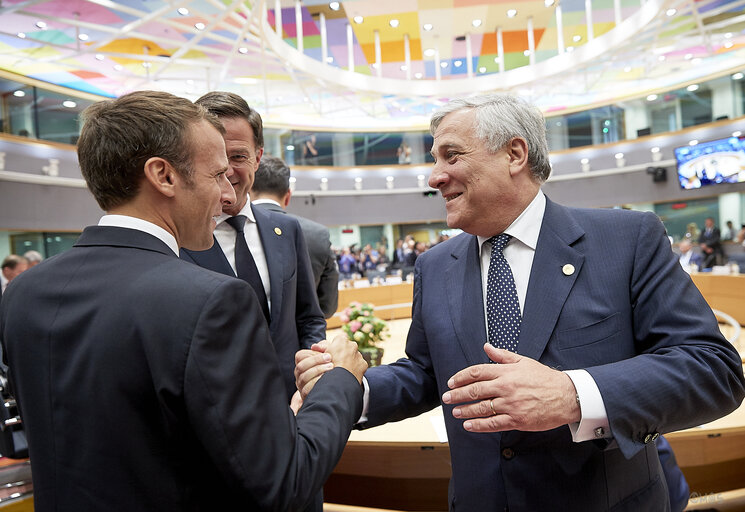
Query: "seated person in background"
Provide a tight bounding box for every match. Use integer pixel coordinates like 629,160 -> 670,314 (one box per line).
338,246 -> 357,280
677,239 -> 702,273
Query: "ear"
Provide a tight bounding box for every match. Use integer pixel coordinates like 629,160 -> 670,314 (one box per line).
282,189 -> 292,208
506,137 -> 529,177
254,146 -> 264,167
143,157 -> 178,198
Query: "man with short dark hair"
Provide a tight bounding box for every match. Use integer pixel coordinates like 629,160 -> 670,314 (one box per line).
299,93 -> 745,511
0,255 -> 28,295
181,92 -> 326,403
252,155 -> 339,318
1,90 -> 366,511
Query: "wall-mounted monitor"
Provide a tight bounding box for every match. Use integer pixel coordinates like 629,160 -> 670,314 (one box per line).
674,136 -> 745,189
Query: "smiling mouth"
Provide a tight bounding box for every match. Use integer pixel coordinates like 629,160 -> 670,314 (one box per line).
444,192 -> 462,202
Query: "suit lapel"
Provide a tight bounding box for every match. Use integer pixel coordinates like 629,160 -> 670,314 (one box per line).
445,235 -> 489,365
253,206 -> 287,328
519,199 -> 584,361
182,237 -> 235,277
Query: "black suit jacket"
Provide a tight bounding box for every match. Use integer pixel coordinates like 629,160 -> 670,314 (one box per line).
182,205 -> 326,400
698,226 -> 723,267
254,202 -> 339,318
0,226 -> 362,511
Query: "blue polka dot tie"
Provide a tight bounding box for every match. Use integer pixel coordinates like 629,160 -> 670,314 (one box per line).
486,234 -> 520,352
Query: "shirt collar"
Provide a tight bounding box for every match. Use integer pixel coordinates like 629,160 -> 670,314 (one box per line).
477,190 -> 546,253
98,214 -> 179,255
252,198 -> 281,208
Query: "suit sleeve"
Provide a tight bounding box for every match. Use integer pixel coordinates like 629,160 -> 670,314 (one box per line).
317,233 -> 339,319
292,223 -> 327,348
184,279 -> 362,511
586,212 -> 745,459
363,259 -> 440,427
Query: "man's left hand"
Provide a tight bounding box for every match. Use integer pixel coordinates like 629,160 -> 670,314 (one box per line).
442,344 -> 581,432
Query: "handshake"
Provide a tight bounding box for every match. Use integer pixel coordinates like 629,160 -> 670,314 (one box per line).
291,335 -> 368,412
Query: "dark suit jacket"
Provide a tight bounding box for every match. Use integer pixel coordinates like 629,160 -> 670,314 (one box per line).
254,202 -> 339,318
182,205 -> 326,401
364,198 -> 745,511
698,227 -> 723,267
0,226 -> 362,511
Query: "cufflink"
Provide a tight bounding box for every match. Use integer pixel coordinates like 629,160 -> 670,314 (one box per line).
594,427 -> 605,438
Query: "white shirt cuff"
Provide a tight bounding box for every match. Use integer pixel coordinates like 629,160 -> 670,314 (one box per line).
565,369 -> 611,442
357,376 -> 370,424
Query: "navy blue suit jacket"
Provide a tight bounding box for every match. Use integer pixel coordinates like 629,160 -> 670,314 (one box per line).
0,226 -> 361,511
364,198 -> 745,511
182,205 -> 325,401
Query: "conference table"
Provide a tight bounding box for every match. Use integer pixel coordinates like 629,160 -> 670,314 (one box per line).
324,275 -> 745,511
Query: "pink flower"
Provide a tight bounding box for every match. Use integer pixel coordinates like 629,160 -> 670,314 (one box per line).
343,308 -> 352,316
363,310 -> 371,316
339,314 -> 350,323
349,321 -> 362,333
361,323 -> 373,333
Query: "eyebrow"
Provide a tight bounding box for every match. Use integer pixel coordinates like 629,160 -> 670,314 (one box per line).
430,142 -> 460,159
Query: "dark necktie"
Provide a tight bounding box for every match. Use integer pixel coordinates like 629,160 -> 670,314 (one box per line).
225,215 -> 270,323
486,234 -> 520,352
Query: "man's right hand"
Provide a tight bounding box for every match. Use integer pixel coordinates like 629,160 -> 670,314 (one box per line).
295,334 -> 367,399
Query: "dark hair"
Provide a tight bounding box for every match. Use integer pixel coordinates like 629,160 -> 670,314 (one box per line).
77,91 -> 223,211
195,91 -> 264,149
1,254 -> 27,271
253,155 -> 290,196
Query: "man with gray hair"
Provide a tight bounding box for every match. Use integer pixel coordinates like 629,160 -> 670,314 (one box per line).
22,251 -> 43,268
298,93 -> 745,511
251,155 -> 339,318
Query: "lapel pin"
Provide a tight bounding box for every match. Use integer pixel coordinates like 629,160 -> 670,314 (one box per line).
274,227 -> 282,236
562,264 -> 575,276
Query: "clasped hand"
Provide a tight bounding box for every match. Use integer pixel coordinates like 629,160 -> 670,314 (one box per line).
442,344 -> 580,433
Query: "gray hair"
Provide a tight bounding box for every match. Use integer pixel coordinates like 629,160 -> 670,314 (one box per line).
23,250 -> 43,263
430,94 -> 551,182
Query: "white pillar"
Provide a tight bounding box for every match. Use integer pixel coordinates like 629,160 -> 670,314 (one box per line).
497,27 -> 505,72
404,33 -> 411,80
347,23 -> 354,71
466,33 -> 473,77
374,30 -> 382,77
585,0 -> 594,41
295,0 -> 303,52
275,0 -> 282,36
527,17 -> 535,65
320,12 -> 328,64
556,3 -> 564,54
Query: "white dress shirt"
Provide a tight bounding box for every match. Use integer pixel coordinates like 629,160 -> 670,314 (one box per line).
98,215 -> 179,256
213,196 -> 272,312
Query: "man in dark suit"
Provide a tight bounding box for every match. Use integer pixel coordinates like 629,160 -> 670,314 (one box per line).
251,155 -> 339,318
298,94 -> 745,511
181,92 -> 325,403
0,91 -> 367,511
698,216 -> 723,268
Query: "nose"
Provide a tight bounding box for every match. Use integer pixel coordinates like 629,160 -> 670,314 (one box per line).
219,172 -> 236,206
428,161 -> 448,190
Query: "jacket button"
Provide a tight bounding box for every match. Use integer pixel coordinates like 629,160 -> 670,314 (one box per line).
502,448 -> 515,460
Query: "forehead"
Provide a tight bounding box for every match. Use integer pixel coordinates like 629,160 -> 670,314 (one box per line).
221,116 -> 256,151
190,120 -> 227,162
432,109 -> 477,148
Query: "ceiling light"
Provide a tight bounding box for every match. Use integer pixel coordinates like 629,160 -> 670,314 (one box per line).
142,62 -> 151,68
78,33 -> 89,41
326,56 -> 334,63
479,66 -> 486,73
440,61 -> 448,68
454,60 -> 462,67
329,2 -> 340,10
566,46 -> 574,52
733,131 -> 742,137
651,147 -> 660,153
724,41 -> 734,49
572,34 -> 581,42
389,19 -> 399,28
354,177 -> 362,182
545,0 -> 555,6
646,94 -> 658,101
523,50 -> 531,56
386,176 -> 394,182
580,158 -> 589,164
507,9 -> 517,18
684,53 -> 692,60
289,177 -> 297,184
62,100 -> 77,108
177,7 -> 189,15
614,153 -> 624,159
17,32 -> 26,38
95,54 -> 104,60
13,90 -> 25,97
400,65 -> 407,71
472,19 -> 482,28
666,8 -> 676,16
286,145 -> 295,151
353,16 -> 363,24
624,66 -> 632,72
35,21 -> 47,29
658,55 -> 666,61
415,72 -> 423,79
321,177 -> 329,182
689,140 -> 698,146
733,72 -> 744,80
424,48 -> 436,57
494,57 -> 501,63
195,22 -> 205,30
691,58 -> 701,65
371,62 -> 379,68
114,64 -> 123,71
238,47 -> 248,54
687,84 -> 699,92
423,23 -> 433,31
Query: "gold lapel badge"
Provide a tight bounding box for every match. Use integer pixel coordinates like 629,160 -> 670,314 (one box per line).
562,264 -> 575,276
274,227 -> 282,236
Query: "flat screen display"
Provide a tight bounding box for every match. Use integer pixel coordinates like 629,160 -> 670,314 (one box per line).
674,136 -> 745,189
